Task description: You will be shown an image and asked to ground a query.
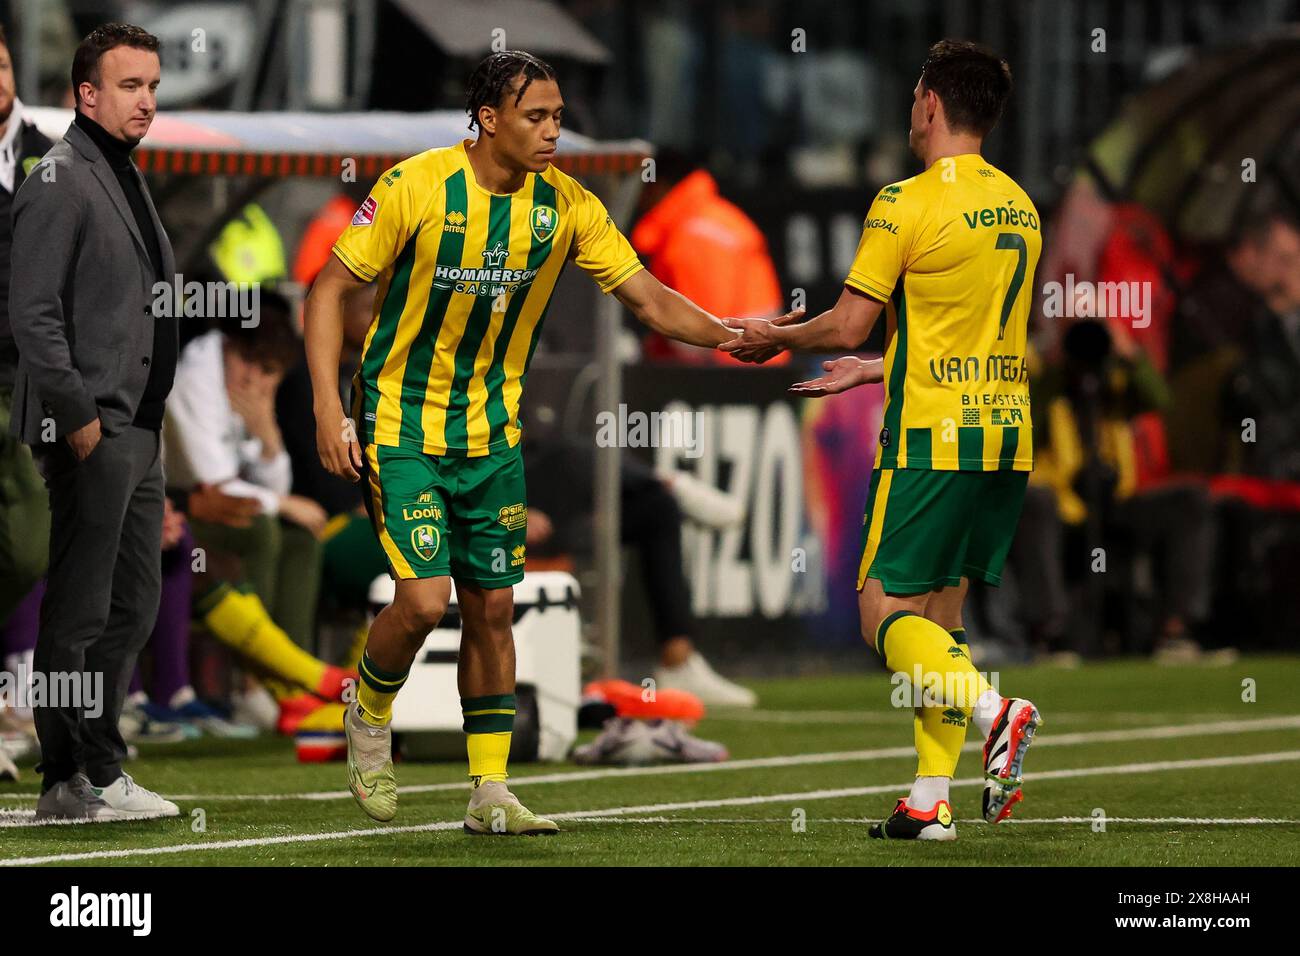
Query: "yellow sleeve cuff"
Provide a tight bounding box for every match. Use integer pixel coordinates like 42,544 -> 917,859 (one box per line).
599,259 -> 644,294
844,272 -> 893,302
332,245 -> 377,283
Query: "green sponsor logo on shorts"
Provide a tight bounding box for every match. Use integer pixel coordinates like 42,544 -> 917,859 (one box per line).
411,524 -> 441,561
497,503 -> 527,531
941,707 -> 967,727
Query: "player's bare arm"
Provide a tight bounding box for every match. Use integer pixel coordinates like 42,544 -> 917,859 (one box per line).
613,268 -> 802,350
303,254 -> 368,482
719,285 -> 884,362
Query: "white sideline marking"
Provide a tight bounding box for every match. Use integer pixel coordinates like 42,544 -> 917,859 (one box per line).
2,749 -> 1298,865
715,710 -> 1239,725
562,816 -> 1300,826
989,817 -> 1300,825
2,714 -> 1297,804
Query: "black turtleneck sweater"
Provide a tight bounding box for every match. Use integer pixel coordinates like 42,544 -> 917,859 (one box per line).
74,111 -> 173,431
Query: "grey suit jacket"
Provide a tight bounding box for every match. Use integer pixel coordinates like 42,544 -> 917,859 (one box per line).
8,120 -> 177,446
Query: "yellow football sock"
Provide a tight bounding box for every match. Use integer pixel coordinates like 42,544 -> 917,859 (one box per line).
877,612 -> 994,711
200,585 -> 327,694
914,628 -> 972,777
356,652 -> 409,727
466,733 -> 512,784
463,694 -> 515,783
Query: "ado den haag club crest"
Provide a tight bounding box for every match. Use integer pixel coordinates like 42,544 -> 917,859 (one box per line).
411,524 -> 440,561
530,204 -> 558,243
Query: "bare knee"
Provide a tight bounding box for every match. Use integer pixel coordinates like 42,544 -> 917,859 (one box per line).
460,586 -> 514,645
392,583 -> 449,638
858,588 -> 887,652
923,579 -> 968,633
859,580 -> 930,654
481,591 -> 513,632
860,613 -> 883,651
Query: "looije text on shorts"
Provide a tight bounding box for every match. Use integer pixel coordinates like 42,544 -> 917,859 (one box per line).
0,662 -> 103,718
151,275 -> 261,327
595,403 -> 704,458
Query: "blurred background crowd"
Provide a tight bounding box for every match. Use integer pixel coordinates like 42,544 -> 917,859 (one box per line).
1,0 -> 1298,759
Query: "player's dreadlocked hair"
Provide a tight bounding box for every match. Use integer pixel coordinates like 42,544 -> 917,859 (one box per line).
465,50 -> 558,132
920,39 -> 1012,137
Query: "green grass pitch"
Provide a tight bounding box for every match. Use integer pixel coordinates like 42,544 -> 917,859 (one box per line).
3,655 -> 1299,866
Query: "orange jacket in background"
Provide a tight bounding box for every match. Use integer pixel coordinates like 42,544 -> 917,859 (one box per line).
294,194 -> 358,286
631,170 -> 787,366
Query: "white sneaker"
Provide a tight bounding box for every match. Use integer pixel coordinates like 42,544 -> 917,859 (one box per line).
231,683 -> 280,732
0,747 -> 17,782
654,651 -> 757,708
91,772 -> 180,820
35,773 -> 126,823
0,707 -> 36,763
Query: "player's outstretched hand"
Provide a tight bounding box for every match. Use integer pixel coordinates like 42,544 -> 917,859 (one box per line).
718,308 -> 805,363
316,410 -> 364,482
789,357 -> 884,397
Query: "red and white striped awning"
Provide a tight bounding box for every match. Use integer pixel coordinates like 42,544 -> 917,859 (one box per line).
25,107 -> 650,179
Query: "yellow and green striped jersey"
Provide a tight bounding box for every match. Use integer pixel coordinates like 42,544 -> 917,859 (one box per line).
846,153 -> 1042,471
333,140 -> 643,457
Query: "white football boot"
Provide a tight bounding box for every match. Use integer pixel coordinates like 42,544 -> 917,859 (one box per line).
981,698 -> 1043,823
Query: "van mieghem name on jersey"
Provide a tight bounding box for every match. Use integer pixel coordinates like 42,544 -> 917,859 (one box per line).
930,354 -> 1031,383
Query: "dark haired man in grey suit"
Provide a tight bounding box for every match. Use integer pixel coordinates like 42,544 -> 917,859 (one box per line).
9,23 -> 179,822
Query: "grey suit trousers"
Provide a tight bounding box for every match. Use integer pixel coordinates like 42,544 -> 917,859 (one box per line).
33,425 -> 164,788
